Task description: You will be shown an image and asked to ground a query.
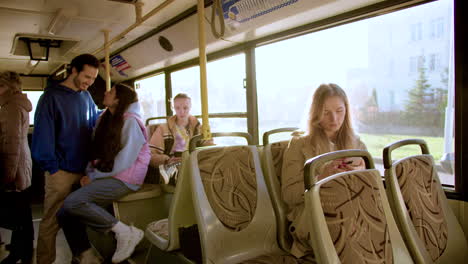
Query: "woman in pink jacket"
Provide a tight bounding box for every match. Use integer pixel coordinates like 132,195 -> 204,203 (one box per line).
57,83 -> 150,264
0,71 -> 34,264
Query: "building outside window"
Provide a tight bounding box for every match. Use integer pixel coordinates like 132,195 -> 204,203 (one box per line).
430,17 -> 444,39
410,22 -> 422,41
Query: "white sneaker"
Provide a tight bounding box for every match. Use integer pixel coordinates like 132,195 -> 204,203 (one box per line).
159,163 -> 179,184
112,226 -> 144,263
159,164 -> 170,184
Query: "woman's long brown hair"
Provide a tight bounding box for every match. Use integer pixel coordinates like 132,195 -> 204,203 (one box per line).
91,83 -> 138,172
307,83 -> 358,154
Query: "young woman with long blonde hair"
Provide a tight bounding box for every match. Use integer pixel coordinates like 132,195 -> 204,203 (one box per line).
281,83 -> 366,259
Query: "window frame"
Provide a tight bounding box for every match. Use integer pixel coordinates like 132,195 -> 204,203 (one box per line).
127,0 -> 466,200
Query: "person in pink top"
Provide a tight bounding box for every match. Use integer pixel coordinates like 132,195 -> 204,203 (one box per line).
56,83 -> 150,264
149,93 -> 212,184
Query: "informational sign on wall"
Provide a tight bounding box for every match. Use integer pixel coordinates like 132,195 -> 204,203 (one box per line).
110,54 -> 131,77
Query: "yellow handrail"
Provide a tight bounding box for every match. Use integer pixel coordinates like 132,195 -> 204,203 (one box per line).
92,0 -> 174,56
102,29 -> 111,92
197,0 -> 212,141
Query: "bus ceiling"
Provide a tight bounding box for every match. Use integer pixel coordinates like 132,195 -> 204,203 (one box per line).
0,0 -> 385,80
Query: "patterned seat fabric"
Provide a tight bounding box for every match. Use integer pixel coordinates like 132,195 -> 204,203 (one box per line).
147,218 -> 169,240
271,141 -> 289,182
320,171 -> 393,263
240,254 -> 315,264
197,146 -> 257,231
395,156 -> 448,261
268,140 -> 294,252
197,146 -> 311,264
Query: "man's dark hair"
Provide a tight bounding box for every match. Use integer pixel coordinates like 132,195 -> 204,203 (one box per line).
68,54 -> 100,74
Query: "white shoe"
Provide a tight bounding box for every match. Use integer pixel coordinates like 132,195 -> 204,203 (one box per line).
159,163 -> 179,184
159,164 -> 170,184
112,226 -> 144,263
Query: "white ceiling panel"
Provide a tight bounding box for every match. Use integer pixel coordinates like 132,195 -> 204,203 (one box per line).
0,0 -> 387,78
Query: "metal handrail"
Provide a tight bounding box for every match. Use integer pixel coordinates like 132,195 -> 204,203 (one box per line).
189,132 -> 252,153
145,112 -> 248,126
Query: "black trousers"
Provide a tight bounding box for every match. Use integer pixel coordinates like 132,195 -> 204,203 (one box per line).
0,190 -> 34,258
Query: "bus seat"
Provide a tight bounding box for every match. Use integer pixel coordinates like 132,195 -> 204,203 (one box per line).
146,123 -> 161,139
190,145 -> 290,263
304,150 -> 413,264
383,139 -> 468,264
263,141 -> 290,251
112,184 -> 165,231
145,123 -> 165,185
261,127 -> 299,253
145,150 -> 196,252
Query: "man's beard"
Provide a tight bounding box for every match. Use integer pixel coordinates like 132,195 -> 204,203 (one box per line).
73,76 -> 83,90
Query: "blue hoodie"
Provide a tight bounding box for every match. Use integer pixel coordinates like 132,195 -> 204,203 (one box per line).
32,83 -> 99,174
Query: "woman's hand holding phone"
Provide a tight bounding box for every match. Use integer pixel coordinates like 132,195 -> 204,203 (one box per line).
166,156 -> 182,165
340,157 -> 365,170
319,160 -> 349,180
318,157 -> 365,181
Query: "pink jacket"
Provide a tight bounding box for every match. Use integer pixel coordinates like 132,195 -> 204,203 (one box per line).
113,112 -> 151,185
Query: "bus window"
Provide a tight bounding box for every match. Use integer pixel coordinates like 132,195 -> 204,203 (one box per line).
24,91 -> 43,125
172,66 -> 202,115
135,73 -> 166,123
171,54 -> 248,137
257,0 -> 454,185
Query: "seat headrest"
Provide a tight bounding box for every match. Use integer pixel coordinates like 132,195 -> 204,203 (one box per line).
146,123 -> 161,138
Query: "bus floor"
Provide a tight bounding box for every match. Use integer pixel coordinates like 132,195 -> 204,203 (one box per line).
0,204 -> 147,264
0,203 -> 73,264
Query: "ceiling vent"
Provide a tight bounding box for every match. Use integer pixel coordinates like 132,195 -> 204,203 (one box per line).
11,33 -> 79,61
159,36 -> 173,52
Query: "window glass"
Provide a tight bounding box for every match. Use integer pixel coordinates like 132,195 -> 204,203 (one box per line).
171,54 -> 246,115
171,66 -> 201,115
209,118 -> 248,146
256,0 -> 454,185
171,54 -> 247,141
135,73 -> 166,124
24,91 -> 43,125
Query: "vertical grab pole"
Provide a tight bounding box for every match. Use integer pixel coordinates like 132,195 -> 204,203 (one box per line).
102,29 -> 111,92
197,0 -> 211,140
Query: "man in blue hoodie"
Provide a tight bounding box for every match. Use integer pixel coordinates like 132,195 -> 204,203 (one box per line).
32,54 -> 100,264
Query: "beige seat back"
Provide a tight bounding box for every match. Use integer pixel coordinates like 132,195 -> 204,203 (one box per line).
146,123 -> 160,139
261,127 -> 299,252
190,145 -> 282,264
304,150 -> 413,264
145,132 -> 253,253
383,139 -> 468,264
144,150 -> 196,251
163,150 -> 197,251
